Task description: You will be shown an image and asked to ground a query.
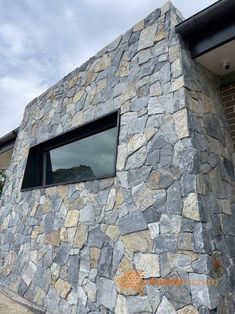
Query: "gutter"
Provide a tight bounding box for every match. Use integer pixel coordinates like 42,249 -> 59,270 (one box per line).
0,127 -> 19,154
175,0 -> 235,58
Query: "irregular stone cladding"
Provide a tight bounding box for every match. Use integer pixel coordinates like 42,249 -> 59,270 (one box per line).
0,1 -> 234,313
221,82 -> 235,149
181,43 -> 235,313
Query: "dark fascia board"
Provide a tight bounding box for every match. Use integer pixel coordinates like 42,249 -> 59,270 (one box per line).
0,127 -> 19,154
175,0 -> 235,58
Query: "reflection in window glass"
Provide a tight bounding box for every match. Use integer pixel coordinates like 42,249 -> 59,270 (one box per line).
46,127 -> 117,185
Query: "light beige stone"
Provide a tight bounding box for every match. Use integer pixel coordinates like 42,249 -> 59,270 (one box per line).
106,188 -> 116,211
219,199 -> 231,215
115,189 -> 124,206
182,193 -> 200,221
138,23 -> 158,51
133,20 -> 144,32
90,247 -> 101,268
144,128 -> 156,141
177,305 -> 199,314
115,294 -> 128,314
34,287 -> 46,305
174,108 -> 189,139
132,183 -> 155,211
83,281 -> 97,302
73,224 -> 88,248
105,225 -> 120,241
134,253 -> 160,277
121,230 -> 151,257
172,76 -> 184,91
150,81 -> 162,96
116,144 -> 128,171
116,54 -> 129,78
64,210 -> 80,227
127,133 -> 146,154
148,222 -> 160,239
55,278 -> 71,298
94,54 -> 111,72
73,90 -> 85,103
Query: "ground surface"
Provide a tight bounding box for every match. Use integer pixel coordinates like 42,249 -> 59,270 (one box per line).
0,293 -> 33,313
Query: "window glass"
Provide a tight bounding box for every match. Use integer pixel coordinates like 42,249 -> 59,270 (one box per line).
46,126 -> 117,185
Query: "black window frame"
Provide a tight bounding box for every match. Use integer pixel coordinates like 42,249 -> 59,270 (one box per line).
21,109 -> 120,191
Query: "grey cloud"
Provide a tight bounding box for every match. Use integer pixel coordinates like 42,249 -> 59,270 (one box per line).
0,0 -> 216,136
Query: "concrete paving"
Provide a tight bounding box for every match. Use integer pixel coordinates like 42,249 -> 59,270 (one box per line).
0,293 -> 33,313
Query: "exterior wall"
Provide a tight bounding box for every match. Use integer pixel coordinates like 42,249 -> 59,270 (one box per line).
221,83 -> 235,149
0,2 -> 234,314
181,45 -> 235,313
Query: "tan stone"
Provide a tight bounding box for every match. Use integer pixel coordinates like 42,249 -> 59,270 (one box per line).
116,53 -> 129,78
174,108 -> 189,139
94,54 -> 111,72
115,189 -> 124,206
121,230 -> 151,257
73,224 -> 88,248
96,78 -> 107,93
127,133 -> 146,154
45,230 -> 61,247
116,144 -> 128,171
134,253 -> 160,277
73,90 -> 84,103
32,226 -> 40,239
172,76 -> 184,91
146,171 -> 161,189
90,247 -> 101,268
219,199 -> 231,215
86,69 -> 97,85
177,305 -> 199,314
144,128 -> 156,141
64,210 -> 80,227
182,193 -> 200,221
121,84 -> 136,104
105,225 -> 120,241
133,20 -> 144,32
34,287 -> 46,305
68,74 -> 79,88
150,81 -> 162,96
202,94 -> 215,113
60,227 -> 68,242
55,278 -> 71,298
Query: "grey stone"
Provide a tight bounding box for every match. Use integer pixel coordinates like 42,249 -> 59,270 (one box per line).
167,182 -> 182,214
118,212 -> 147,235
80,204 -> 94,222
144,9 -> 161,27
142,206 -> 161,224
147,133 -> 168,153
127,166 -> 151,188
88,226 -> 106,248
44,287 -> 60,313
156,296 -> 176,314
146,285 -> 161,312
98,243 -> 113,277
54,244 -> 70,265
111,240 -> 124,277
97,277 -> 117,311
127,296 -> 152,314
126,146 -> 147,169
155,234 -> 177,253
68,254 -> 80,289
205,114 -> 225,145
189,273 -> 219,309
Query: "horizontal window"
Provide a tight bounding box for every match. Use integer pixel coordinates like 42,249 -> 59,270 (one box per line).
21,110 -> 120,190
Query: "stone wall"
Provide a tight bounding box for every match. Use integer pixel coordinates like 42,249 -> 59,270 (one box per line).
0,1 -> 234,314
181,43 -> 235,313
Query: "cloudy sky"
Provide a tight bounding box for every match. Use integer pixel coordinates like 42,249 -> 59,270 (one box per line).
0,0 -> 217,137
